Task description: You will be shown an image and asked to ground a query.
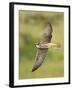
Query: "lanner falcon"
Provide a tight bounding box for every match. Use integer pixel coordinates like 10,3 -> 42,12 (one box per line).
32,23 -> 60,72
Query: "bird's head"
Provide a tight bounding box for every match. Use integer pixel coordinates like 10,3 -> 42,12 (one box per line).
35,42 -> 40,48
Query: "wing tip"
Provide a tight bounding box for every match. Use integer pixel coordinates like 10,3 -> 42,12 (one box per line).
32,69 -> 34,72
32,68 -> 36,72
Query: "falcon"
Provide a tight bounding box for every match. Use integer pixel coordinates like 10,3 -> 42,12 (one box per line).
32,23 -> 60,72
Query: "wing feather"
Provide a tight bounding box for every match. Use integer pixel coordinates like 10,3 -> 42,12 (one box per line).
32,23 -> 53,72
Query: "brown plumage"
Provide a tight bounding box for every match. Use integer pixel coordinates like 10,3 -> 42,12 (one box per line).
32,23 -> 53,72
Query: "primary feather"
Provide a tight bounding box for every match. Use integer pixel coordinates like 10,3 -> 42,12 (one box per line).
32,23 -> 53,72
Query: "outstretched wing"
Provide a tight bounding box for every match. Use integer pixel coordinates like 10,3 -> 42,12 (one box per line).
32,23 -> 53,72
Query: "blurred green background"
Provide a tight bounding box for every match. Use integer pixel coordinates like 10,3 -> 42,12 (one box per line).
19,10 -> 64,79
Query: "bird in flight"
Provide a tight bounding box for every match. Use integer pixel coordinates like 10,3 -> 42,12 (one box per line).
32,23 -> 60,72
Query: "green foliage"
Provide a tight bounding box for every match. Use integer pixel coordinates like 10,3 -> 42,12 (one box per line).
19,10 -> 64,79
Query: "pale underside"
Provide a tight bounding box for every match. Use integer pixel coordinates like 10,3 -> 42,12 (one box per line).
32,23 -> 53,72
